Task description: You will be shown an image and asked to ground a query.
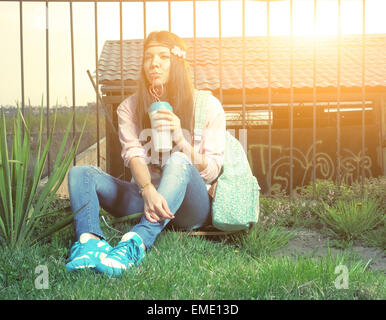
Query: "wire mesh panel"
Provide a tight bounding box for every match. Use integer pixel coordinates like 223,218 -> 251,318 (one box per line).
6,0 -> 385,196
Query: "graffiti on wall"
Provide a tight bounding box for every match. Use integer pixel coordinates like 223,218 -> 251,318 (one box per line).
247,140 -> 373,193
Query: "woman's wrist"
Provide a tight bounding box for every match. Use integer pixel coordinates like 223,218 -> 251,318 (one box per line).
139,182 -> 155,196
141,185 -> 156,198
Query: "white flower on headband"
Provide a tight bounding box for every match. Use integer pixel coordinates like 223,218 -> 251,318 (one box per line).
171,45 -> 186,59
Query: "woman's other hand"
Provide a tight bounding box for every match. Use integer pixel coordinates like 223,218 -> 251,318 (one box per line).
142,186 -> 174,223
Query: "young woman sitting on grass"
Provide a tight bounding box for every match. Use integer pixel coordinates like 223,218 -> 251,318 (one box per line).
65,31 -> 226,276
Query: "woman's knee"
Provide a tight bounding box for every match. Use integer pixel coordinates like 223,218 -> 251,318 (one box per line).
165,152 -> 192,168
68,165 -> 93,189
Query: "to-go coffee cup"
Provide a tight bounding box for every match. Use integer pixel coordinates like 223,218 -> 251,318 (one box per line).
148,101 -> 173,153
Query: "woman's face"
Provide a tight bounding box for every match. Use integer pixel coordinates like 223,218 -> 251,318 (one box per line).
143,44 -> 171,88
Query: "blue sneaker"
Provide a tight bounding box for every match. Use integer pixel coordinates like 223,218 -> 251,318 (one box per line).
66,233 -> 112,271
95,232 -> 146,277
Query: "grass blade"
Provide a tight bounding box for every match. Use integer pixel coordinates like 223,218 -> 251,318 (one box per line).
13,106 -> 30,243
0,107 -> 13,243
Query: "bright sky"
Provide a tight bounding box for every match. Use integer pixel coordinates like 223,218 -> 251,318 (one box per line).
0,0 -> 385,107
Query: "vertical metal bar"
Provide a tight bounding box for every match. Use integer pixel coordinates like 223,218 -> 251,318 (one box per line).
19,0 -> 25,116
361,0 -> 366,191
120,0 -> 126,179
45,0 -> 51,175
312,0 -> 317,199
120,0 -> 124,100
168,0 -> 171,32
337,0 -> 342,188
70,0 -> 76,166
267,0 -> 272,196
289,0 -> 294,197
95,1 -> 100,167
193,0 -> 197,88
218,0 -> 223,103
143,0 -> 147,39
242,0 -> 246,133
141,0 -> 147,176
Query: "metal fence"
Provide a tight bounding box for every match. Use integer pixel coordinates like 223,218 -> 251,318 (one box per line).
4,0 -> 385,197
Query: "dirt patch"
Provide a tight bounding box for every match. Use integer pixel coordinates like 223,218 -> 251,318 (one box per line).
273,228 -> 386,272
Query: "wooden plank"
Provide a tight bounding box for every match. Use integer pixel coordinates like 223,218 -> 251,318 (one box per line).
184,230 -> 240,236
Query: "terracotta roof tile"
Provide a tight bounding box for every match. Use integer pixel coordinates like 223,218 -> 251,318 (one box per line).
98,34 -> 386,89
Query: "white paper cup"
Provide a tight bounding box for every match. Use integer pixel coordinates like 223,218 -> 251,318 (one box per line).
148,101 -> 173,153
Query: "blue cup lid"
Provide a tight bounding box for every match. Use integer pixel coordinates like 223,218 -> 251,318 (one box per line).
148,101 -> 173,113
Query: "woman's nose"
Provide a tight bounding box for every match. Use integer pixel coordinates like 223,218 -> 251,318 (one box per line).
151,56 -> 161,67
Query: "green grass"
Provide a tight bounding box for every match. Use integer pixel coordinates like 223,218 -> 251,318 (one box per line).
0,221 -> 384,300
1,176 -> 385,300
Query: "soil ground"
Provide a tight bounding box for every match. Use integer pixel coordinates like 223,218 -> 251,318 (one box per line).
273,228 -> 386,272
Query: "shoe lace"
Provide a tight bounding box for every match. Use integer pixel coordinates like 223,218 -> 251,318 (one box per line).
67,242 -> 90,262
70,239 -> 106,257
113,240 -> 142,263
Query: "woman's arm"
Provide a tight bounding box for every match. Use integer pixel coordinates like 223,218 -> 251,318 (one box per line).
129,156 -> 153,192
118,97 -> 173,223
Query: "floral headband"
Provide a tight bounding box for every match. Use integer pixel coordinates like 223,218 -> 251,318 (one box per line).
171,45 -> 186,59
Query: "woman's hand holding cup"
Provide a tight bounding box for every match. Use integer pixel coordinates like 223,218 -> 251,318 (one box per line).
152,109 -> 185,144
148,102 -> 174,152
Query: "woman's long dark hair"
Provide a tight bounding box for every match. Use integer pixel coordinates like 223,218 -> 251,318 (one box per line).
135,31 -> 195,138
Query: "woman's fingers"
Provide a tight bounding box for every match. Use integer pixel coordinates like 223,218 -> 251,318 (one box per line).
153,111 -> 178,124
153,110 -> 181,134
156,109 -> 173,115
162,200 -> 174,219
144,208 -> 159,223
145,213 -> 157,223
145,206 -> 171,223
154,123 -> 175,129
153,203 -> 174,220
152,112 -> 174,121
145,212 -> 156,223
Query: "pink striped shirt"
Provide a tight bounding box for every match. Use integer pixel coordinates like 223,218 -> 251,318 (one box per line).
117,90 -> 226,188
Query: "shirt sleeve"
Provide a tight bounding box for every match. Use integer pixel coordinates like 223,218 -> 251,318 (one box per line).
198,94 -> 226,184
117,95 -> 148,168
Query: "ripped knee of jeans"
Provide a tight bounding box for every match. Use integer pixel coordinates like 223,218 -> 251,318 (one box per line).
163,152 -> 193,173
167,152 -> 192,166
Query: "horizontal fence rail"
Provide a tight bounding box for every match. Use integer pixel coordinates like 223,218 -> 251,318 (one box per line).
2,0 -> 384,197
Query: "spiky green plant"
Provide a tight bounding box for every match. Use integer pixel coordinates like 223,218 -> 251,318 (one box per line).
0,104 -> 87,248
314,198 -> 385,241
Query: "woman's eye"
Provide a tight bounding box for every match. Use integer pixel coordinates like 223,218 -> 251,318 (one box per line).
144,53 -> 169,61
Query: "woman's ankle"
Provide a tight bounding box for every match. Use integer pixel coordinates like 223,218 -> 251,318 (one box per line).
80,233 -> 101,241
121,232 -> 146,251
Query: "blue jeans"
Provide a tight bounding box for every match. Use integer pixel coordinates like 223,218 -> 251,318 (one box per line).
67,152 -> 211,250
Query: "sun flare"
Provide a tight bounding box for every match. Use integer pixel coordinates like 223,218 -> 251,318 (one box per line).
172,0 -> 380,38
